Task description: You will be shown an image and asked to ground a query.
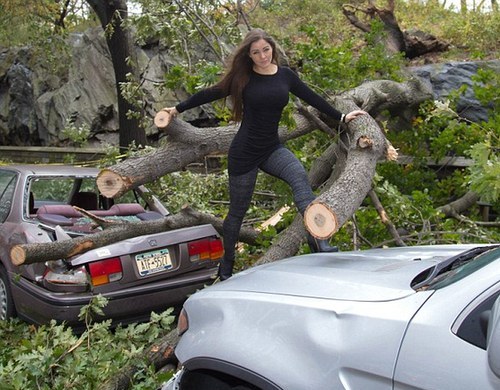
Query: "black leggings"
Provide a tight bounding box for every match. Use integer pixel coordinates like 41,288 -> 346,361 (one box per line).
222,147 -> 315,265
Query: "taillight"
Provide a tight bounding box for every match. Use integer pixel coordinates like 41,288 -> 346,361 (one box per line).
88,257 -> 123,286
188,237 -> 223,262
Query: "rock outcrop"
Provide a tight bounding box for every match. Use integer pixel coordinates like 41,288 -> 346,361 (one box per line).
0,27 -> 179,147
0,27 -> 497,147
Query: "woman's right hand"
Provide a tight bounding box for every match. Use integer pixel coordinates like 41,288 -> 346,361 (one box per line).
161,107 -> 179,117
154,107 -> 178,129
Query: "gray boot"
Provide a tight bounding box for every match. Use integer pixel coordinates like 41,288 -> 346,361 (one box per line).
217,257 -> 234,281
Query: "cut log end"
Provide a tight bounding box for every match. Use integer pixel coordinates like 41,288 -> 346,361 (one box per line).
304,202 -> 338,239
96,169 -> 127,198
10,245 -> 26,266
154,110 -> 172,130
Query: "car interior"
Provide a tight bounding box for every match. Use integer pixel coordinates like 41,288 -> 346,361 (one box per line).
28,177 -> 164,234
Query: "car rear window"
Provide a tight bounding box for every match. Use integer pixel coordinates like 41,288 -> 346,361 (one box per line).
0,170 -> 16,223
30,176 -> 141,209
30,177 -> 94,206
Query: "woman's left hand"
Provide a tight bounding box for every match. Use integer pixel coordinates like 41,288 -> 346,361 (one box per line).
345,110 -> 368,123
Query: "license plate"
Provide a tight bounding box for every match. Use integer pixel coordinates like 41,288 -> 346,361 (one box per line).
136,248 -> 172,276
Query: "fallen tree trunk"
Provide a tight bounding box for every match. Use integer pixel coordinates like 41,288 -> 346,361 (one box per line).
300,77 -> 430,238
97,115 -> 316,198
97,78 -> 429,200
11,79 -> 432,266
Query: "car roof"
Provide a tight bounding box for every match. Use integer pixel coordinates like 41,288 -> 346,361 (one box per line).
208,244 -> 488,302
0,164 -> 100,176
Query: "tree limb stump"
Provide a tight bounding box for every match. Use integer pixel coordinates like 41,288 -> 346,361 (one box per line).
100,328 -> 180,390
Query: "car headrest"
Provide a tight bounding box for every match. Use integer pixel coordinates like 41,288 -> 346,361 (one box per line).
108,203 -> 146,216
37,205 -> 82,218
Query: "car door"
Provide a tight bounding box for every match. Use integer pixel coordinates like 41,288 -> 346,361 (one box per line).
393,268 -> 500,390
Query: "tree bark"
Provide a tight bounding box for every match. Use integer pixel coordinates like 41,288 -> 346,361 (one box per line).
439,191 -> 480,218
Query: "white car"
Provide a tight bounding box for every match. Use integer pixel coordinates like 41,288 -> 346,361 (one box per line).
165,244 -> 500,390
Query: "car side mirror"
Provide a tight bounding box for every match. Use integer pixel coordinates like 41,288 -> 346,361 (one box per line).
487,295 -> 500,378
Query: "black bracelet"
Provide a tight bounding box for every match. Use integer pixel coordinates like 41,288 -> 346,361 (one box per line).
341,114 -> 346,123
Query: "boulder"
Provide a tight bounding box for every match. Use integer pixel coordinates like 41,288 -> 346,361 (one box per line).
409,60 -> 499,123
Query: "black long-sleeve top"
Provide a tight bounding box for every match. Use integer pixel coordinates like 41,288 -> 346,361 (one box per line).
176,66 -> 343,175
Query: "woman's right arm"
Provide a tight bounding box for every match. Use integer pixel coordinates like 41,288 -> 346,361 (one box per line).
163,86 -> 227,116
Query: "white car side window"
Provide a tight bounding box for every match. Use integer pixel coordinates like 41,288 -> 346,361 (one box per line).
454,286 -> 500,350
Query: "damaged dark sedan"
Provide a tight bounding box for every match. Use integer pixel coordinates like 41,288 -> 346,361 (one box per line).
0,164 -> 222,328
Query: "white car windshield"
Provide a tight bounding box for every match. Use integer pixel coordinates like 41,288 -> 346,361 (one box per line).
422,245 -> 500,290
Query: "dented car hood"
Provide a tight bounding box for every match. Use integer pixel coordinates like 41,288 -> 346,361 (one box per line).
205,245 -> 479,302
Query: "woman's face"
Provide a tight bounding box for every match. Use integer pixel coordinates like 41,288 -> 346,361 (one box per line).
249,38 -> 273,72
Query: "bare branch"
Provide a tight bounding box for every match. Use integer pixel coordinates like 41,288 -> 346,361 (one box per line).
368,189 -> 406,246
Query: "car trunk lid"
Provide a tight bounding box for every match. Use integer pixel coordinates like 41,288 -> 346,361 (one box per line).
66,224 -> 221,289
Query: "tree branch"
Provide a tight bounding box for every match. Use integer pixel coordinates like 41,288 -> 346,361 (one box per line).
368,189 -> 406,246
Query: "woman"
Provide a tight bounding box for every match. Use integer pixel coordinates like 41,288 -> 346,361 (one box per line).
163,28 -> 366,280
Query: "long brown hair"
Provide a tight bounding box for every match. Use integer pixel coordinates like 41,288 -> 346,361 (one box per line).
216,28 -> 281,122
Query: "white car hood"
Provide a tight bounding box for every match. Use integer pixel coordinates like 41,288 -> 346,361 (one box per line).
209,245 -> 478,302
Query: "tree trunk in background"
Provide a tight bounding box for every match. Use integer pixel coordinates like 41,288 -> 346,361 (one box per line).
461,0 -> 468,13
342,0 -> 449,59
86,0 -> 147,149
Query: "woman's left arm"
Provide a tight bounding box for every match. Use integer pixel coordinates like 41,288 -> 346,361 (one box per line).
288,68 -> 367,123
